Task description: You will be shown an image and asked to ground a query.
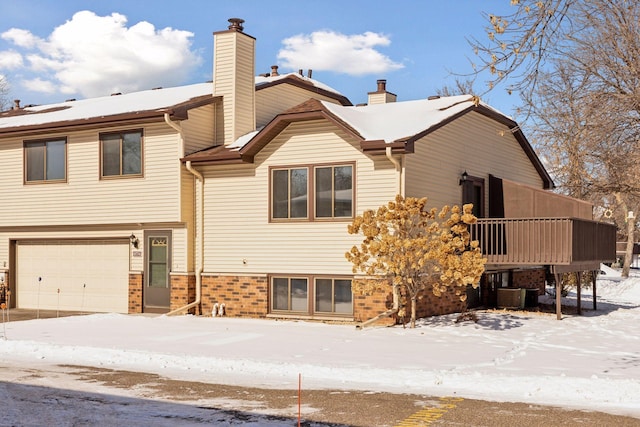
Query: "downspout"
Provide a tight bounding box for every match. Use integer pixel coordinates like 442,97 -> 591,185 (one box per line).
358,146 -> 403,329
164,113 -> 203,315
386,146 -> 402,195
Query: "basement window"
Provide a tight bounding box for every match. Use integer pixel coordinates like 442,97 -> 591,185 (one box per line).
270,276 -> 353,316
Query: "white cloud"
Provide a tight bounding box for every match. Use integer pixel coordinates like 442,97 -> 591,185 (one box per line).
22,77 -> 57,94
0,10 -> 202,98
0,50 -> 24,69
277,30 -> 404,76
1,28 -> 41,49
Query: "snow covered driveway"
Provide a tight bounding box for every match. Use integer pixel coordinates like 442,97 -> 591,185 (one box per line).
1,276 -> 639,423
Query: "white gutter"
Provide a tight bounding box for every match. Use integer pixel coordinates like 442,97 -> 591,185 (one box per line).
164,113 -> 204,315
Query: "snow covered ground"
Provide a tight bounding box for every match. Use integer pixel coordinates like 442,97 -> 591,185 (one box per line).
1,273 -> 640,425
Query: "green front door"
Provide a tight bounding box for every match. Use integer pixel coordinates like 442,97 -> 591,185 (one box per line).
144,232 -> 171,312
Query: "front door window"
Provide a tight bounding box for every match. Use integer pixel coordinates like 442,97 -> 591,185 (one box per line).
144,232 -> 171,311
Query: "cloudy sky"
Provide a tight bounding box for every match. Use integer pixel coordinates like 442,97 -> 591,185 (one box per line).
0,0 -> 516,113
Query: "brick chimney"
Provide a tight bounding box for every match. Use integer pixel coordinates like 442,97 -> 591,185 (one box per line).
213,18 -> 256,146
367,79 -> 397,105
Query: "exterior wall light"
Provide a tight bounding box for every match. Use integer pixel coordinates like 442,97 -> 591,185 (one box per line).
129,233 -> 139,249
459,171 -> 469,185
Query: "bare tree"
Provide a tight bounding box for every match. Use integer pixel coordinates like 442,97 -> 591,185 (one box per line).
471,0 -> 640,276
0,75 -> 9,112
436,78 -> 477,97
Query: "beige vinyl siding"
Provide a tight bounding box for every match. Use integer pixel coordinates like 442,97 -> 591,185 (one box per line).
181,104 -> 215,155
0,122 -> 183,226
367,92 -> 396,105
213,31 -> 255,145
404,111 -> 544,210
256,85 -> 344,128
169,227 -> 189,273
201,119 -> 398,275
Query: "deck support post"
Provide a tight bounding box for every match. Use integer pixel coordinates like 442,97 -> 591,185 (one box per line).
576,271 -> 582,315
554,272 -> 562,320
592,270 -> 597,311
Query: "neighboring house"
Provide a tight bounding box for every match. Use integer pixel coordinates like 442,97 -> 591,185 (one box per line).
0,18 -> 616,323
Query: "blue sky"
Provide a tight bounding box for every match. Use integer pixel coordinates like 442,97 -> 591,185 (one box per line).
0,1 -> 518,114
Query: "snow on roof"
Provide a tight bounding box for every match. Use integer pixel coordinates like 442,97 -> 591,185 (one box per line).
228,128 -> 261,150
0,74 -> 347,132
321,95 -> 506,143
254,72 -> 342,96
0,83 -> 214,130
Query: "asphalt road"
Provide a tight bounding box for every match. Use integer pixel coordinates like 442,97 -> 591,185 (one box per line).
1,363 -> 638,427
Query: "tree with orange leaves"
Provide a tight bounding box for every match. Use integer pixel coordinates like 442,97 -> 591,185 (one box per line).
346,195 -> 486,328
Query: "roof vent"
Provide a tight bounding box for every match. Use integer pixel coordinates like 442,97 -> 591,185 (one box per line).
152,87 -> 162,90
65,98 -> 76,102
271,65 -> 279,77
427,95 -> 441,100
13,99 -> 20,110
227,18 -> 244,32
111,92 -> 122,96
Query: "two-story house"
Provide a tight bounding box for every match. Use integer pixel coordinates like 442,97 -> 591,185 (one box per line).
0,18 -> 615,323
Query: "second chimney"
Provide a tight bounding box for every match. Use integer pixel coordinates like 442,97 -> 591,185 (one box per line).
367,79 -> 397,105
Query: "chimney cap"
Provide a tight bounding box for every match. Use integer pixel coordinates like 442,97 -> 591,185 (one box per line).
228,18 -> 245,32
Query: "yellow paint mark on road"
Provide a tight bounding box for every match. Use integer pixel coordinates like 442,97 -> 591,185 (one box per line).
394,396 -> 463,426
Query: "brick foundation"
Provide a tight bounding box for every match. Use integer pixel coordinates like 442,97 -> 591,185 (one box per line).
411,285 -> 467,318
353,284 -> 467,326
201,275 -> 269,318
353,290 -> 395,326
512,268 -> 546,295
170,274 -> 197,314
128,272 -> 143,313
184,274 -> 477,324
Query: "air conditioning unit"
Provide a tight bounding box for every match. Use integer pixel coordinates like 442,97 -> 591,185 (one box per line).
497,288 -> 524,309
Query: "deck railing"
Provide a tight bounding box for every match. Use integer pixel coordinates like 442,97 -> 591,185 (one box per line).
470,218 -> 617,266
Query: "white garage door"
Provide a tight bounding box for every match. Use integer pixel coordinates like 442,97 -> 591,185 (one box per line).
16,240 -> 129,313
